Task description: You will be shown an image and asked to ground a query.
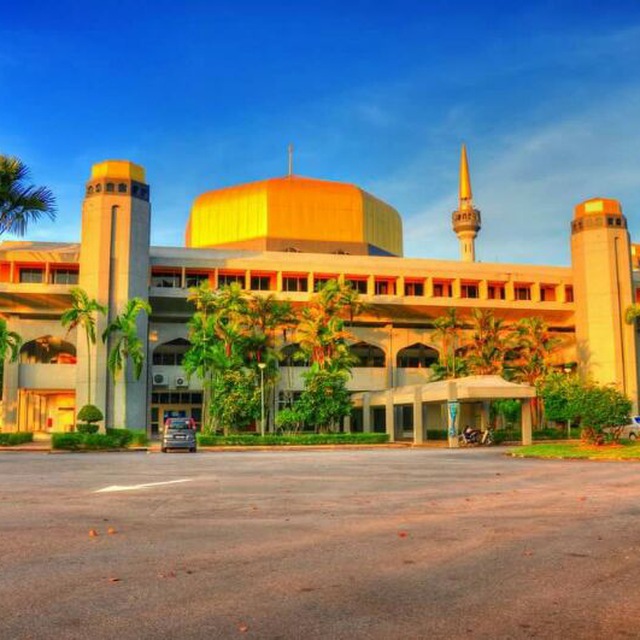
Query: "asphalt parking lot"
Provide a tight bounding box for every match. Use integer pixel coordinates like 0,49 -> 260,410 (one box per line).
1,448 -> 640,639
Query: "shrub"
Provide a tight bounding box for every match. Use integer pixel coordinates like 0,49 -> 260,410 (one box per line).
52,433 -> 84,450
197,432 -> 389,447
77,423 -> 99,434
105,428 -> 134,447
425,429 -> 448,441
0,432 -> 34,446
76,404 -> 104,424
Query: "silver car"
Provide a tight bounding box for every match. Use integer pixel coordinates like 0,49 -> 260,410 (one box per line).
161,417 -> 197,453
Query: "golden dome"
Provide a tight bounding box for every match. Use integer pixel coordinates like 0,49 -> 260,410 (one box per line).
574,198 -> 622,219
185,175 -> 403,256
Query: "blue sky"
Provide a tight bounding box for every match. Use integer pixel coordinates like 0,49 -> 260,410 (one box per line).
2,1 -> 640,265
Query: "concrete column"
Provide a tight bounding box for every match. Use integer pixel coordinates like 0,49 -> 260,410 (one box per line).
363,394 -> 372,432
343,415 -> 351,434
522,398 -> 533,445
413,387 -> 424,444
385,389 -> 395,442
480,400 -> 490,431
447,380 -> 459,448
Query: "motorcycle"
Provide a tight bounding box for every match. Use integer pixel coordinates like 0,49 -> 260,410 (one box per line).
458,427 -> 494,446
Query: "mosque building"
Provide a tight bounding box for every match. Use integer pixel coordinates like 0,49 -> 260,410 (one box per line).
0,147 -> 638,442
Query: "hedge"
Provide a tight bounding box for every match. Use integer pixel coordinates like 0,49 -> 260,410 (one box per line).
52,428 -> 149,450
197,432 -> 390,446
0,432 -> 34,446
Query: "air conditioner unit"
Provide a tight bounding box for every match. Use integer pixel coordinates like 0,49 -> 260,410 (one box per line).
153,373 -> 168,386
175,375 -> 189,388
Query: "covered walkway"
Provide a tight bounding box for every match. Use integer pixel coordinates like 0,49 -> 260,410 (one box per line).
350,375 -> 537,446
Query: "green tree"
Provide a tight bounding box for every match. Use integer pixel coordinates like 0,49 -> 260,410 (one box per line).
569,383 -> 631,444
295,368 -> 352,432
431,308 -> 465,378
0,319 -> 21,400
291,280 -> 360,431
465,309 -> 511,375
102,298 -> 152,380
61,288 -> 107,407
0,155 -> 56,236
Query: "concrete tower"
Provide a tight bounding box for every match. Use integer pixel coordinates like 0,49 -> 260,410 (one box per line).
452,144 -> 481,262
78,160 -> 151,429
571,197 -> 639,407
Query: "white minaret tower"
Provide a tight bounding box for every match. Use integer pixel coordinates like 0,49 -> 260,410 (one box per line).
452,144 -> 481,262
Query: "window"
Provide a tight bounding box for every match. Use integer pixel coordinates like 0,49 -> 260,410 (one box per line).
433,280 -> 452,297
345,278 -> 368,294
19,268 -> 44,283
314,276 -> 334,291
95,184 -> 102,193
218,273 -> 245,288
515,285 -> 531,301
118,183 -> 127,193
404,280 -> 424,296
250,275 -> 273,291
283,275 -> 308,292
151,271 -> 181,288
461,282 -> 479,299
51,269 -> 79,285
106,182 -> 114,193
397,343 -> 439,368
540,285 -> 556,302
565,286 -> 574,302
488,283 -> 505,300
152,338 -> 190,366
374,279 -> 395,295
185,273 -> 209,288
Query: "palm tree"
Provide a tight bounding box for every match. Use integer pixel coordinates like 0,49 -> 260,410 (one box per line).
0,155 -> 56,236
0,319 -> 21,397
465,309 -> 511,376
511,316 -> 562,427
625,304 -> 640,326
431,308 -> 465,378
102,298 -> 152,380
0,319 -> 21,364
61,288 -> 107,406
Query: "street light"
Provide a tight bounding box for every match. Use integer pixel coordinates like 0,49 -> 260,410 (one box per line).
258,363 -> 267,437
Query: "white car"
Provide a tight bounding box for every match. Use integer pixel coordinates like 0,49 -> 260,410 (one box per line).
617,416 -> 640,440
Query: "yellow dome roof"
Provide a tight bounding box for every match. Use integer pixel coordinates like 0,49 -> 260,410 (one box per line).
185,175 -> 403,256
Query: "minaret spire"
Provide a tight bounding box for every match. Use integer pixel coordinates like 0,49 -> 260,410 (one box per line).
459,143 -> 472,205
452,144 -> 481,262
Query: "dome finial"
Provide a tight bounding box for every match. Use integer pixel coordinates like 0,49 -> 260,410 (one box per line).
288,143 -> 294,177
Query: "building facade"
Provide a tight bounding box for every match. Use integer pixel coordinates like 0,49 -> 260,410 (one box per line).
1,152 -> 638,439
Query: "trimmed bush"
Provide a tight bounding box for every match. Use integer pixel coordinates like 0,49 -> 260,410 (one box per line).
425,429 -> 448,441
0,432 -> 34,446
197,432 -> 390,447
105,428 -> 134,447
52,428 -> 149,450
77,423 -> 99,434
76,404 -> 104,424
52,433 -> 84,450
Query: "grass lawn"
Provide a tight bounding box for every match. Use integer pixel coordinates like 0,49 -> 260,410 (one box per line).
511,441 -> 640,460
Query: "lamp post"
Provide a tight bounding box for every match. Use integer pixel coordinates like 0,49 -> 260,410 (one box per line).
258,363 -> 266,437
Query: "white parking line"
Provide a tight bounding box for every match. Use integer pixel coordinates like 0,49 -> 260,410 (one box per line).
94,479 -> 193,493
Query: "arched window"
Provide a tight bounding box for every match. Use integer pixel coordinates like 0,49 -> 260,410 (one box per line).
350,342 -> 385,367
396,343 -> 439,368
106,182 -> 115,193
283,247 -> 300,253
118,183 -> 127,193
153,338 -> 191,366
20,336 -> 77,364
280,343 -> 308,367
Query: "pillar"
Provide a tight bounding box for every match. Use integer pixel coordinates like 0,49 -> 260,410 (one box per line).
385,389 -> 395,442
413,387 -> 424,444
522,398 -> 532,445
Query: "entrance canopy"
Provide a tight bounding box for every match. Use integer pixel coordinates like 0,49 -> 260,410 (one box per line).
351,375 -> 536,445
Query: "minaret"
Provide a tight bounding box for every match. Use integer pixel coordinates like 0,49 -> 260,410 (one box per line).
452,144 -> 481,262
79,160 -> 151,430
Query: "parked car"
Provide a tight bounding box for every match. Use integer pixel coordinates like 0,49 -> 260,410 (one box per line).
618,417 -> 640,440
161,417 -> 197,453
